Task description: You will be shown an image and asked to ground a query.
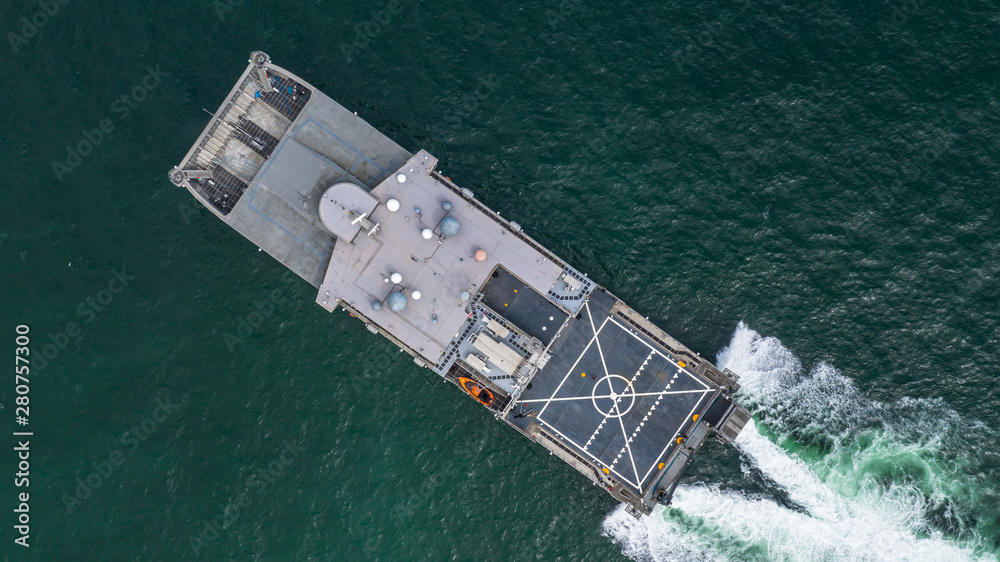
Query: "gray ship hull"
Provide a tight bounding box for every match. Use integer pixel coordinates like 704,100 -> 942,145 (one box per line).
170,52 -> 750,517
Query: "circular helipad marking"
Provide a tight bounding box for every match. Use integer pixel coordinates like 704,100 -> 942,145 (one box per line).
591,375 -> 635,418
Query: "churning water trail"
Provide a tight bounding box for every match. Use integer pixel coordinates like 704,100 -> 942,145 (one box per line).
603,323 -> 999,561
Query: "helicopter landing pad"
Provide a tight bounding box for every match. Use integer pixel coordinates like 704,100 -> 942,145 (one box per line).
515,294 -> 714,492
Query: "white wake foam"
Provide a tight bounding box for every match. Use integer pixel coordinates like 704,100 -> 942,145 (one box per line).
602,322 -> 990,562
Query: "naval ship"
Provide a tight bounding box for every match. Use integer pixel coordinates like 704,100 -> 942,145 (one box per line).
170,52 -> 750,517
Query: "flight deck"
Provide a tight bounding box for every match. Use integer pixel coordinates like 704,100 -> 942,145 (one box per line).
513,288 -> 715,495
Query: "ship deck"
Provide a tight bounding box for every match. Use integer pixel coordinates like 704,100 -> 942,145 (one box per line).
510,288 -> 716,494
172,53 -> 746,516
314,149 -> 570,368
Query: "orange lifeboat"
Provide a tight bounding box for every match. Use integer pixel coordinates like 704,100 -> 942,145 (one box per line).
459,377 -> 494,407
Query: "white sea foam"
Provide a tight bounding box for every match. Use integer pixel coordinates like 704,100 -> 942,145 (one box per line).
602,322 -> 991,562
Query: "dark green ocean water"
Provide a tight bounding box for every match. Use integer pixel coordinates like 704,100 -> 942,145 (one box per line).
1,0 -> 998,560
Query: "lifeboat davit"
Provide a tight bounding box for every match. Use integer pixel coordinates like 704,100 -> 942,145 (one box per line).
459,377 -> 494,407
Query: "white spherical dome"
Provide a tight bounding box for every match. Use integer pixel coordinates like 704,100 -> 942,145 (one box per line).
386,198 -> 400,212
411,291 -> 422,300
396,173 -> 406,183
421,228 -> 433,240
390,272 -> 402,284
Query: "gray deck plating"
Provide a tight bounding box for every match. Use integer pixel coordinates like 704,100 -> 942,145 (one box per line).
172,58 -> 410,287
314,149 -> 567,367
